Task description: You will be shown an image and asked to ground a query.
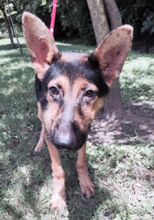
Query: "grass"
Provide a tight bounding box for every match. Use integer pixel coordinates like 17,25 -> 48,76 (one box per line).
121,53 -> 154,103
0,38 -> 154,220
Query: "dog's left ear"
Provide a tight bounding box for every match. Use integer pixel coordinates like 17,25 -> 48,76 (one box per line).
91,25 -> 133,86
22,12 -> 60,80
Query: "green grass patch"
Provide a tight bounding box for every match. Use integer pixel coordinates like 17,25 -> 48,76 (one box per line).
0,38 -> 154,220
121,52 -> 154,103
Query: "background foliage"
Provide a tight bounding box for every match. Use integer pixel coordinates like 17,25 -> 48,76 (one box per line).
117,0 -> 154,42
0,0 -> 154,46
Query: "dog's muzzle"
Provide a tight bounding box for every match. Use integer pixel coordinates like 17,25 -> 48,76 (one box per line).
49,121 -> 87,151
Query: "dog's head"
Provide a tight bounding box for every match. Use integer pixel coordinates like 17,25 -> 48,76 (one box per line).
22,12 -> 133,150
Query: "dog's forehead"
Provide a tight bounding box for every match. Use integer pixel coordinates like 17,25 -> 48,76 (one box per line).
44,53 -> 93,84
42,52 -> 109,97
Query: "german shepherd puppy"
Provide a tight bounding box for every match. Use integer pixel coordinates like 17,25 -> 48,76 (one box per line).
22,12 -> 133,211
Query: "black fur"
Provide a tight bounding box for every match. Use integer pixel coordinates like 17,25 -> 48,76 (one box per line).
35,75 -> 48,110
35,75 -> 43,101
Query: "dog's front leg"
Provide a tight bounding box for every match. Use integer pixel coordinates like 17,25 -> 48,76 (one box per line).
34,123 -> 45,153
76,144 -> 95,198
46,139 -> 66,211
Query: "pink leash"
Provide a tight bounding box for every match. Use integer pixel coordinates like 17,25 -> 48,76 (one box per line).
50,0 -> 58,35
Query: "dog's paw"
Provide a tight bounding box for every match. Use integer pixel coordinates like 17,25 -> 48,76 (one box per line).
32,147 -> 41,156
34,142 -> 44,154
51,194 -> 67,211
79,176 -> 95,198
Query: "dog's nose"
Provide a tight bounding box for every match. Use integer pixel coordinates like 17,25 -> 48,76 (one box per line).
53,133 -> 74,150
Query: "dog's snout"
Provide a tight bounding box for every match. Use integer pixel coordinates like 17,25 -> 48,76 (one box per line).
51,120 -> 87,151
53,133 -> 74,150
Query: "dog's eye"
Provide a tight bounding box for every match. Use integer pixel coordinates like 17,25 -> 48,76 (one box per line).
84,90 -> 96,98
49,86 -> 59,96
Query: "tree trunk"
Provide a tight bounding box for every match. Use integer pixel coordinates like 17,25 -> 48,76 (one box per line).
103,0 -> 122,29
0,6 -> 15,48
86,0 -> 109,45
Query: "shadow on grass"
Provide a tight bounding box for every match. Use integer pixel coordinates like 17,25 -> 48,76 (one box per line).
1,147 -> 113,219
60,152 -> 112,220
89,101 -> 154,146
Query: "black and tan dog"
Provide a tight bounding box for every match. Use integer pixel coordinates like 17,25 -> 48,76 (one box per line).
22,12 -> 133,210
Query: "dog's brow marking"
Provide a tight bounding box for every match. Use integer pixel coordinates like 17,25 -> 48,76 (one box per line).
47,75 -> 70,92
72,77 -> 98,98
47,74 -> 98,100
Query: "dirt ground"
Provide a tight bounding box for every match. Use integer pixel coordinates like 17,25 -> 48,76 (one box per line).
88,102 -> 154,145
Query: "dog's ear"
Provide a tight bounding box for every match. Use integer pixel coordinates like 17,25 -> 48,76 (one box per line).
90,25 -> 133,86
22,12 -> 60,80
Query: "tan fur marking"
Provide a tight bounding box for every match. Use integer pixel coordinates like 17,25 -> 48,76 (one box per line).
72,78 -> 104,131
46,139 -> 66,210
42,101 -> 59,132
73,78 -> 98,97
43,76 -> 70,133
37,102 -> 43,121
76,144 -> 95,197
48,75 -> 70,94
93,97 -> 105,115
34,123 -> 45,153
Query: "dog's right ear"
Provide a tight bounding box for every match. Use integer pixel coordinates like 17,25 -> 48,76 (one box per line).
89,25 -> 133,86
22,12 -> 60,80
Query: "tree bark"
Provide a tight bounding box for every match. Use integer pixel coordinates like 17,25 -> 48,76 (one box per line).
103,0 -> 122,29
86,0 -> 109,45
